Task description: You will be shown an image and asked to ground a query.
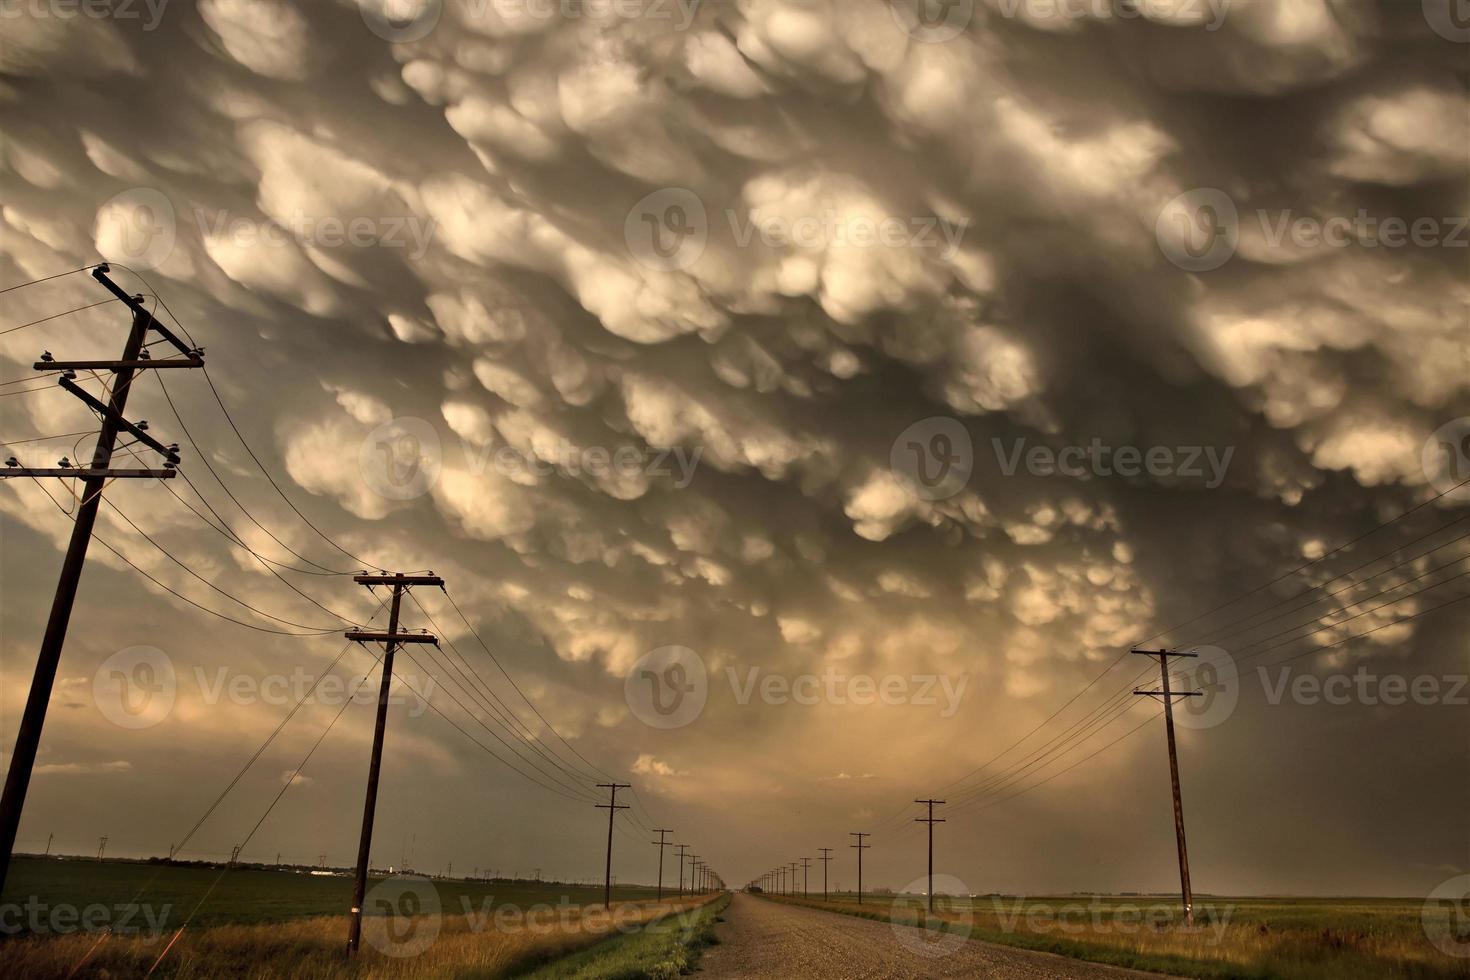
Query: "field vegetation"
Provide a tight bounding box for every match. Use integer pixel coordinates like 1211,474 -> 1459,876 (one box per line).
762,891 -> 1469,980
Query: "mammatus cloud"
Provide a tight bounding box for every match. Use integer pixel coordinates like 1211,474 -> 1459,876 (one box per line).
0,0 -> 1464,894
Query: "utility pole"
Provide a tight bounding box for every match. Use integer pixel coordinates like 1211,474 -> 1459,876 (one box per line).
596,783 -> 630,908
1132,648 -> 1203,926
44,833 -> 52,857
849,832 -> 870,905
0,265 -> 203,895
675,843 -> 689,897
652,829 -> 672,901
97,837 -> 107,861
915,799 -> 946,914
801,857 -> 811,897
818,848 -> 833,900
344,572 -> 443,956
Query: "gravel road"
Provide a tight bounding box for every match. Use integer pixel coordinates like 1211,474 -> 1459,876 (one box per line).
699,894 -> 1175,979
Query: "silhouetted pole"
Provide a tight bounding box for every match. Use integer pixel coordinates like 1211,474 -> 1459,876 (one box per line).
596,783 -> 630,908
652,829 -> 672,902
1132,648 -> 1203,926
818,848 -> 833,900
915,799 -> 946,914
801,857 -> 811,896
0,266 -> 203,895
345,573 -> 443,956
849,832 -> 870,905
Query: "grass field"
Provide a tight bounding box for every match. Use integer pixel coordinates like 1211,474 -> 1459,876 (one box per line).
0,856 -> 663,932
517,893 -> 729,980
762,891 -> 1470,980
0,857 -> 719,979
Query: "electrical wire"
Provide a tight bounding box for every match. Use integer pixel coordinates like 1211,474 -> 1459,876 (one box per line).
26,479 -> 341,636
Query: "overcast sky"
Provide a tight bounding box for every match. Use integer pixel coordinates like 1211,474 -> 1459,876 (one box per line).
1,0 -> 1467,900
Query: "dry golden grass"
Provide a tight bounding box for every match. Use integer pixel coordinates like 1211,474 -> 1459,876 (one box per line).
0,897 -> 712,980
769,894 -> 1470,980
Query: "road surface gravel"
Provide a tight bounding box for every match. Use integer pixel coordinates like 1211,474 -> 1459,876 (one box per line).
700,894 -> 1178,979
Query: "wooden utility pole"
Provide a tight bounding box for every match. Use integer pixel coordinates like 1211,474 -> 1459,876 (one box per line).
849,832 -> 870,905
96,837 -> 107,861
1132,648 -> 1202,926
344,572 -> 443,956
675,843 -> 689,897
652,829 -> 673,901
915,799 -> 945,913
0,265 -> 202,895
818,848 -> 833,900
800,857 -> 811,897
596,783 -> 629,908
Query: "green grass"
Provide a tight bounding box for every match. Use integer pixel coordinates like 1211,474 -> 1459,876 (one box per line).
0,856 -> 661,933
760,892 -> 1470,980
514,894 -> 728,980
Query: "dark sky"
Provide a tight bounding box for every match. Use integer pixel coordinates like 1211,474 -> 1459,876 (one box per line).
1,0 -> 1467,899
